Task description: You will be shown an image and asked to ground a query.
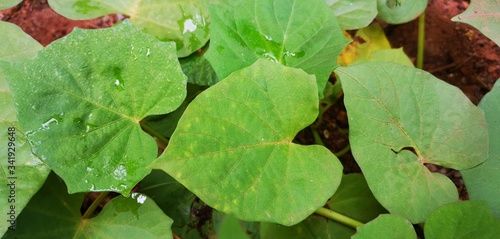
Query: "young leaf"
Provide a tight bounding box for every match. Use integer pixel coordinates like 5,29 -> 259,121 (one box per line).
0,21 -> 50,235
326,0 -> 378,30
424,201 -> 500,239
452,0 -> 500,46
352,214 -> 416,239
376,0 -> 428,24
205,0 -> 350,97
4,173 -> 174,239
461,80 -> 500,218
3,20 -> 187,196
48,0 -> 211,57
336,62 -> 488,223
151,59 -> 343,226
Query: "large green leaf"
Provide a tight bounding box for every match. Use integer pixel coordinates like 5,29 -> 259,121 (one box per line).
3,20 -> 187,196
205,0 -> 349,97
260,174 -> 387,239
151,59 -> 343,226
424,201 -> 500,239
377,0 -> 428,24
352,214 -> 416,239
461,80 -> 500,218
48,0 -> 210,57
336,62 -> 488,223
452,0 -> 500,47
3,173 -> 173,239
326,0 -> 378,30
0,21 -> 50,236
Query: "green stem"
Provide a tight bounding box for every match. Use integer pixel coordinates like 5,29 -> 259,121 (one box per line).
82,192 -> 109,219
334,144 -> 351,157
312,129 -> 325,146
315,207 -> 364,229
140,120 -> 169,145
417,11 -> 425,69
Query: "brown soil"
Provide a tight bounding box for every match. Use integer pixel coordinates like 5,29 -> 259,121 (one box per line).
2,0 -> 498,207
0,0 -> 120,46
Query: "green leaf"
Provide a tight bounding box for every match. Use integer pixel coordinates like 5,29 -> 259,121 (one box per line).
461,80 -> 500,218
138,170 -> 197,237
3,20 -> 187,196
425,201 -> 500,239
260,174 -> 387,239
326,0 -> 378,30
352,214 -> 416,239
328,174 -> 387,223
0,21 -> 50,235
217,215 -> 250,239
205,0 -> 350,97
336,62 -> 488,223
4,173 -> 174,239
145,84 -> 202,139
261,215 -> 354,239
452,0 -> 500,47
151,59 -> 343,226
0,0 -> 21,10
377,0 -> 428,24
48,0 -> 211,57
180,44 -> 220,86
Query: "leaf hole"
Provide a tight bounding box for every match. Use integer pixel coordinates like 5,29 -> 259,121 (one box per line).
390,146 -> 417,156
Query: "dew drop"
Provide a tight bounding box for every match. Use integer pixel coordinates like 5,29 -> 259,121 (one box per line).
183,19 -> 197,34
146,48 -> 151,57
265,35 -> 273,41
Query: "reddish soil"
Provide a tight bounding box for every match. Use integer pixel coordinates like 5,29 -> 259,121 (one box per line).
2,0 -> 498,202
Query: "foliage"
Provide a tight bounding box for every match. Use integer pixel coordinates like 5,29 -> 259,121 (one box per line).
0,0 -> 498,238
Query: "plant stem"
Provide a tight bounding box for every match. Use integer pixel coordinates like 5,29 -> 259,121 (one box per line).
315,207 -> 364,229
334,144 -> 351,157
140,120 -> 169,145
417,11 -> 426,69
312,129 -> 325,146
82,192 -> 109,219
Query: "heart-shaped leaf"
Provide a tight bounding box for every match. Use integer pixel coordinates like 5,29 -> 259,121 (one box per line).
205,0 -> 349,97
452,0 -> 500,46
151,59 -> 343,226
336,62 -> 488,223
48,0 -> 211,57
377,0 -> 428,24
425,201 -> 500,239
326,0 -> 378,30
0,21 -> 50,235
3,20 -> 187,196
461,80 -> 500,218
4,173 -> 174,239
352,214 -> 416,239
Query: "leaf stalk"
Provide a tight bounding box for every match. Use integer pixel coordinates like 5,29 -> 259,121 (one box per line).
315,207 -> 364,229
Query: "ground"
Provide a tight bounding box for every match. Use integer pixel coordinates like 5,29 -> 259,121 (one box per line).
2,0 -> 498,204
